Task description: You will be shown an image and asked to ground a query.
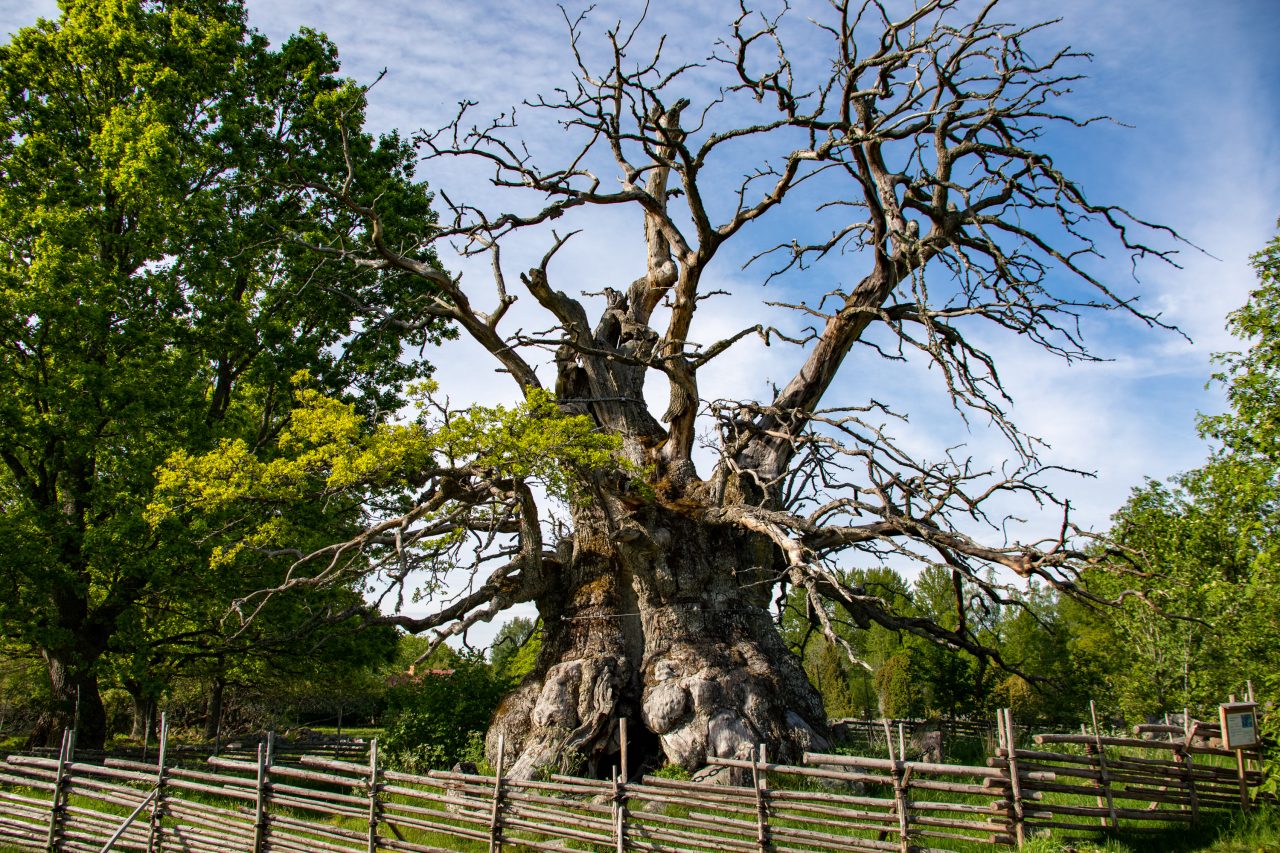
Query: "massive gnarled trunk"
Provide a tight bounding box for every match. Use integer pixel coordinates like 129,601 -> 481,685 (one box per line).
488,500 -> 829,779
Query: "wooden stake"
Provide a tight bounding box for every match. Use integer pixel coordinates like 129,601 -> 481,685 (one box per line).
883,719 -> 895,762
366,738 -> 380,853
1090,700 -> 1117,830
45,728 -> 70,852
615,717 -> 628,853
252,741 -> 269,852
752,743 -> 769,852
489,733 -> 505,853
1002,709 -> 1025,849
1236,746 -> 1250,812
619,716 -> 629,783
892,761 -> 912,853
146,713 -> 168,853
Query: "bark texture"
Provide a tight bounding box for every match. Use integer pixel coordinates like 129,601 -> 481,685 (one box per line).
30,654 -> 106,750
488,503 -> 828,779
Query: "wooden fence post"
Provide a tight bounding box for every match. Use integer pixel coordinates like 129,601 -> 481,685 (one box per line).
252,739 -> 270,852
614,717 -> 628,853
1088,700 -> 1117,830
146,714 -> 169,853
1002,709 -> 1025,849
366,738 -> 380,853
891,761 -> 912,853
1178,723 -> 1200,824
45,728 -> 71,852
489,733 -> 505,853
752,743 -> 770,852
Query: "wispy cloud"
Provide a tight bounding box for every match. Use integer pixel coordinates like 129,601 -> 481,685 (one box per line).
5,0 -> 1275,631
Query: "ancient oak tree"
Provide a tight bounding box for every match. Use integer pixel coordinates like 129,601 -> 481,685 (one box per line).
177,0 -> 1179,778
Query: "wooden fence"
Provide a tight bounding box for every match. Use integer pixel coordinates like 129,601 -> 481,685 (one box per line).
0,710 -> 1269,852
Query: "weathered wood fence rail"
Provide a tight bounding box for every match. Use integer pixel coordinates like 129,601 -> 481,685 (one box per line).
0,710 -> 1269,852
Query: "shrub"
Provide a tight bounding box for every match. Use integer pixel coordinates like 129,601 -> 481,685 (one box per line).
381,654 -> 506,773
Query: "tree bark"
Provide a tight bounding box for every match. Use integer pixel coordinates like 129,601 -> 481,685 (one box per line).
487,500 -> 829,780
125,682 -> 158,741
28,653 -> 107,750
204,676 -> 226,743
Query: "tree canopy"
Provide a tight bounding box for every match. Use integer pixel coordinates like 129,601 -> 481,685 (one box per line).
0,0 -> 446,747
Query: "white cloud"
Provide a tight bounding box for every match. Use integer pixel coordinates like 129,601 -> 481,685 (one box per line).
6,0 -> 1276,641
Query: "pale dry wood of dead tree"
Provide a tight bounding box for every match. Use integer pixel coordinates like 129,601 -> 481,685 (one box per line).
248,0 -> 1186,779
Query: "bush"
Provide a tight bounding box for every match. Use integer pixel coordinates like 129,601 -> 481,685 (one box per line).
381,655 -> 507,773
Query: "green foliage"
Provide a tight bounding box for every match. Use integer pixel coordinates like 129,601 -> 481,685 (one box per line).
652,763 -> 692,781
1057,223 -> 1280,803
0,0 -> 448,743
784,566 -> 1087,724
149,384 -> 624,575
491,617 -> 540,682
381,654 -> 508,773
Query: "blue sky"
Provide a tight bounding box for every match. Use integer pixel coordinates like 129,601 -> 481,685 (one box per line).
3,0 -> 1279,636
228,0 -> 1277,520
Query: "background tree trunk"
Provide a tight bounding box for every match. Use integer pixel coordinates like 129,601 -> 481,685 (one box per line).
204,676 -> 225,743
29,654 -> 106,750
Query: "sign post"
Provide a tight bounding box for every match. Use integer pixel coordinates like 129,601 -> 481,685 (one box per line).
1219,701 -> 1259,809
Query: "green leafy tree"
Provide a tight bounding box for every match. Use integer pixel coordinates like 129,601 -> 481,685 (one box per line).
0,0 -> 445,747
491,617 -> 540,682
1079,225 -> 1280,723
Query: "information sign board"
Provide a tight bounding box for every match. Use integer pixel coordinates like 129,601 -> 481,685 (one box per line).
1219,702 -> 1259,750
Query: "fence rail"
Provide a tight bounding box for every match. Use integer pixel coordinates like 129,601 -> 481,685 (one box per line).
0,709 -> 1269,852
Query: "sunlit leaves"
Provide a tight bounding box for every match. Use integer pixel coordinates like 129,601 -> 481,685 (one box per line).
149,379 -> 624,568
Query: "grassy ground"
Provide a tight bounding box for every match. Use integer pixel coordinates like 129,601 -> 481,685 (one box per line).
1020,805 -> 1280,852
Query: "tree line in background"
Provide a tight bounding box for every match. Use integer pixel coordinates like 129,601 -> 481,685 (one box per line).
0,0 -> 1276,776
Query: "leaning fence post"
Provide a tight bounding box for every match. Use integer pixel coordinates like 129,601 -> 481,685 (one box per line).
489,733 -> 505,853
146,714 -> 169,853
366,738 -> 380,853
1088,700 -> 1117,830
1002,709 -> 1026,849
45,728 -> 71,852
